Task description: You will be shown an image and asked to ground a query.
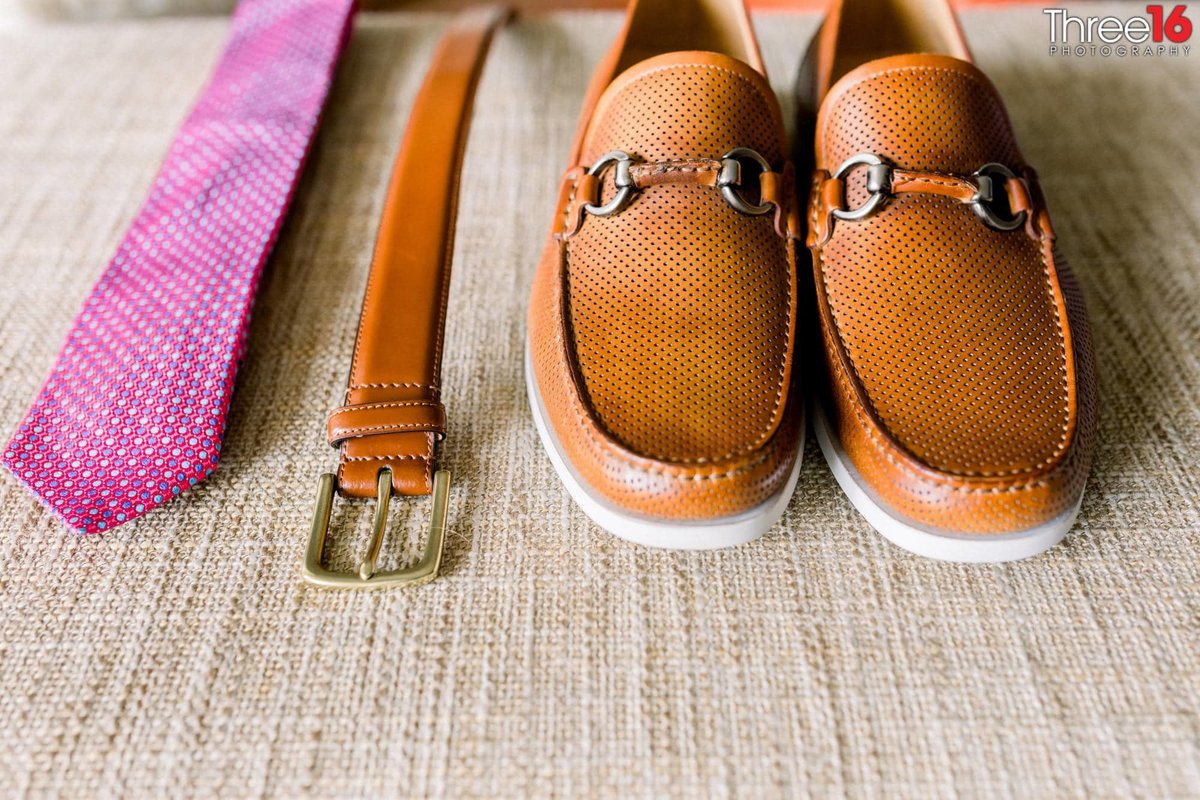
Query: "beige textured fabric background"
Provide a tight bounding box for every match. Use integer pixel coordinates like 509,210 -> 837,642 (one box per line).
1,5 -> 1198,798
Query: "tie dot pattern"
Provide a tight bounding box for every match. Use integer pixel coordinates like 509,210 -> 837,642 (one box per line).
2,0 -> 354,533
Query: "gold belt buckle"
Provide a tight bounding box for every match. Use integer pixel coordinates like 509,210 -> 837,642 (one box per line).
303,467 -> 450,589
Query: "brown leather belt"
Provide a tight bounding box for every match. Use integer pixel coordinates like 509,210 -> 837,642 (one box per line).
304,5 -> 510,589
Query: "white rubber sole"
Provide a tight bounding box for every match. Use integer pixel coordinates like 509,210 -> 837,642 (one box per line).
813,404 -> 1080,563
525,345 -> 803,550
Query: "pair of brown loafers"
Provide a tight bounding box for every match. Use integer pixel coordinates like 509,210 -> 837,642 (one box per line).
526,0 -> 1096,562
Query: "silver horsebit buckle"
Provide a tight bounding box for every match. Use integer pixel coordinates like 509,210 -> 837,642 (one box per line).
831,153 -> 1028,232
582,147 -> 776,218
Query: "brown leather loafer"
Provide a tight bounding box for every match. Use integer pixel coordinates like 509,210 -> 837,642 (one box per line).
526,0 -> 805,549
799,0 -> 1097,561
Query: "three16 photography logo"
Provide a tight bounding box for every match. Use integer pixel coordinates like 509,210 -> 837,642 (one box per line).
1045,5 -> 1193,58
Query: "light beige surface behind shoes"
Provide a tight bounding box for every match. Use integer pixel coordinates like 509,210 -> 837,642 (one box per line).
8,0 -> 232,21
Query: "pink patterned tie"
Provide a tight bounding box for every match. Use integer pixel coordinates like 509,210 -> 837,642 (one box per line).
2,0 -> 355,533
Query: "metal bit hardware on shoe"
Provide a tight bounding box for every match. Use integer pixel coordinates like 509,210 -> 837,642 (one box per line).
717,147 -> 776,215
580,147 -> 783,220
830,152 -> 892,221
581,150 -> 636,217
828,152 -> 1031,232
969,162 -> 1029,231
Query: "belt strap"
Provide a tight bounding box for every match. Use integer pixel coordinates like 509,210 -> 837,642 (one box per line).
304,5 -> 510,590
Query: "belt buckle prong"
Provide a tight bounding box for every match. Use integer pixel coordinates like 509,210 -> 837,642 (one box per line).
303,467 -> 450,589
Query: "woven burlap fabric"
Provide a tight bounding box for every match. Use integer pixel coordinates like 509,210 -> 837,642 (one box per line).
1,5 -> 1197,798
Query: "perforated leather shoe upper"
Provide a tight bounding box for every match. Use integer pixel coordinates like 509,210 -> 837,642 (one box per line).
806,53 -> 1097,534
528,51 -> 804,520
